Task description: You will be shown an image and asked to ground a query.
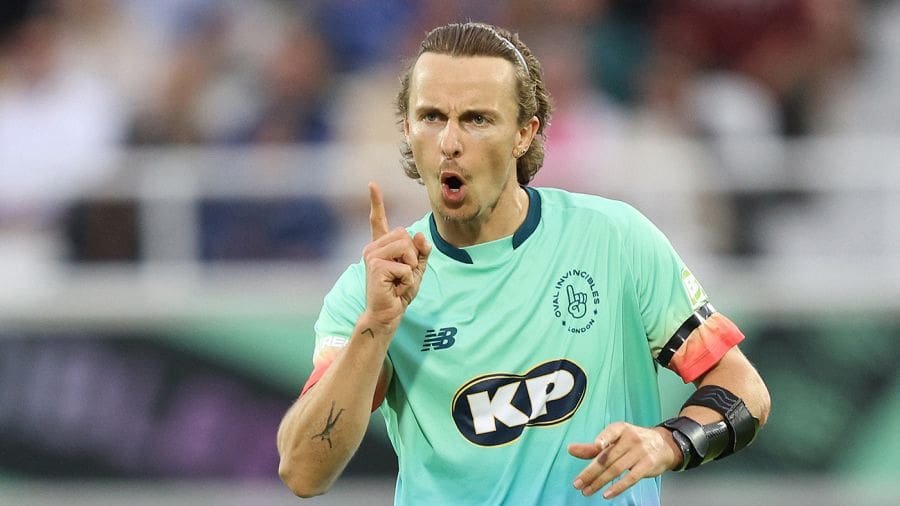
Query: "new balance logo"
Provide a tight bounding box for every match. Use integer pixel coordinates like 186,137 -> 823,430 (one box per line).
420,327 -> 457,351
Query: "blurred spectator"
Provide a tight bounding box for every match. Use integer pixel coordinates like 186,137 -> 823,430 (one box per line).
199,197 -> 337,261
0,5 -> 127,224
226,23 -> 335,145
331,66 -> 402,144
55,0 -> 163,115
529,26 -> 630,193
196,20 -> 340,262
313,0 -> 416,73
642,0 -> 861,137
127,1 -> 314,146
633,0 -> 863,256
0,1 -> 32,39
396,0 -> 507,54
504,0 -> 608,32
814,0 -> 900,134
126,3 -> 234,144
585,1 -> 658,106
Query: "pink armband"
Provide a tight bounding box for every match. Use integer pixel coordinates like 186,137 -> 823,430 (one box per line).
668,312 -> 745,383
300,360 -> 333,397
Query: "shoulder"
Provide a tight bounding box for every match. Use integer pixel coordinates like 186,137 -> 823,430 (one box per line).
324,260 -> 365,301
533,186 -> 652,234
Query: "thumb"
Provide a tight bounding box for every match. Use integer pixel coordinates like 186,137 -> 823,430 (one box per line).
412,232 -> 432,276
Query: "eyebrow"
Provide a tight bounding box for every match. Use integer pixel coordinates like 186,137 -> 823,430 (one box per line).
413,105 -> 500,118
413,106 -> 444,117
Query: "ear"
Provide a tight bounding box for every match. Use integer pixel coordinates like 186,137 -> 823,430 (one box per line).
515,116 -> 540,153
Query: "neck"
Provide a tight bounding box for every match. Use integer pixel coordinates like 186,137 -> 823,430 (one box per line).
435,183 -> 529,247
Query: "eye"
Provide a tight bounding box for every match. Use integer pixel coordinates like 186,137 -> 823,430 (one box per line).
472,114 -> 487,125
423,112 -> 439,122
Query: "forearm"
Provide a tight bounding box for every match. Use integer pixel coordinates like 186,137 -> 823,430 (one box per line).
681,347 -> 770,426
277,314 -> 393,497
656,346 -> 770,471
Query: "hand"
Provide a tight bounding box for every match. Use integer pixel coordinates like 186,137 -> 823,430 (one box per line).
363,182 -> 431,331
566,284 -> 587,319
568,423 -> 679,499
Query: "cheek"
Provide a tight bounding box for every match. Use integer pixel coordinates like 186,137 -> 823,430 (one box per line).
481,141 -> 515,181
408,125 -> 440,156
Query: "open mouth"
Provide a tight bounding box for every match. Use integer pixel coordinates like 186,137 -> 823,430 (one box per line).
442,173 -> 463,192
440,172 -> 466,202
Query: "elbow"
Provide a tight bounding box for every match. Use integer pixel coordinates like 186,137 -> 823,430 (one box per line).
756,381 -> 772,428
744,364 -> 772,429
278,461 -> 330,498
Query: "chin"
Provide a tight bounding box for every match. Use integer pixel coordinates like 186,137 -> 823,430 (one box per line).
436,205 -> 479,224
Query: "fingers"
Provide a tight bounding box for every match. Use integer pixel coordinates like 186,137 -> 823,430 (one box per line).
365,228 -> 431,271
366,258 -> 416,306
567,442 -> 601,460
572,442 -> 637,499
603,461 -> 653,499
369,181 -> 390,241
368,257 -> 414,294
594,422 -> 626,451
571,423 -> 672,499
578,449 -> 642,498
365,229 -> 419,268
362,185 -> 431,326
363,227 -> 432,321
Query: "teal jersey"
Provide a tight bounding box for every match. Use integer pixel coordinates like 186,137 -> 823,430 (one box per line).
314,187 -> 709,505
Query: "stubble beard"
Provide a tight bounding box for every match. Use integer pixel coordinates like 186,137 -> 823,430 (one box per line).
435,176 -> 508,226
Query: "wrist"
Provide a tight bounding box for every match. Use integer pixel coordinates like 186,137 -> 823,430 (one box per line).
655,422 -> 691,472
358,311 -> 400,339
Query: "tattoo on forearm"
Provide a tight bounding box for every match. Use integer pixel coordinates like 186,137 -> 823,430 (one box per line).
311,401 -> 344,449
362,328 -> 374,339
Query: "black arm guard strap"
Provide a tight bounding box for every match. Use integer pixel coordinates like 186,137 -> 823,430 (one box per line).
682,385 -> 760,459
656,303 -> 715,368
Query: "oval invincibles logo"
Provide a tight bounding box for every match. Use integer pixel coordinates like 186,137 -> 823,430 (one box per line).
451,359 -> 587,446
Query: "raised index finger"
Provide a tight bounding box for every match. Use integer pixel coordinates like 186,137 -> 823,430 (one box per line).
369,181 -> 390,241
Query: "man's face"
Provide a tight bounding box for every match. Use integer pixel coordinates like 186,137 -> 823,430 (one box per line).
404,53 -> 526,225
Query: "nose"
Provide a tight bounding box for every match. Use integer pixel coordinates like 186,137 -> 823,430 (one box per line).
439,121 -> 462,160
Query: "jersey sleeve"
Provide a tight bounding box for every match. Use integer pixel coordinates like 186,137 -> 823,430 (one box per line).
621,205 -> 710,358
302,261 -> 366,395
315,261 -> 366,345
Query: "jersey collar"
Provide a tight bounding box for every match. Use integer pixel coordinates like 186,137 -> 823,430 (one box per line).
429,186 -> 541,264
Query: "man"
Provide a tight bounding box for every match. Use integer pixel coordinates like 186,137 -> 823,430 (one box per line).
278,22 -> 770,505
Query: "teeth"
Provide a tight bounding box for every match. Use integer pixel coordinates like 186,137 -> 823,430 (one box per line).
450,188 -> 459,193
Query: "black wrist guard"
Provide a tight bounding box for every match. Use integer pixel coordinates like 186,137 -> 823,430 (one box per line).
682,385 -> 759,459
658,416 -> 730,470
657,417 -> 695,472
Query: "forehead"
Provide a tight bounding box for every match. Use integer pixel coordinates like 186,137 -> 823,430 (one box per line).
409,53 -> 518,112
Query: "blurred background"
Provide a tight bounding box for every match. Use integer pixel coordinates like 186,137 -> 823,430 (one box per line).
1,0 -> 898,504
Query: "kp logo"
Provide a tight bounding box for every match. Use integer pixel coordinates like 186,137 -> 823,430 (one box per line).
421,327 -> 457,351
452,359 -> 587,446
